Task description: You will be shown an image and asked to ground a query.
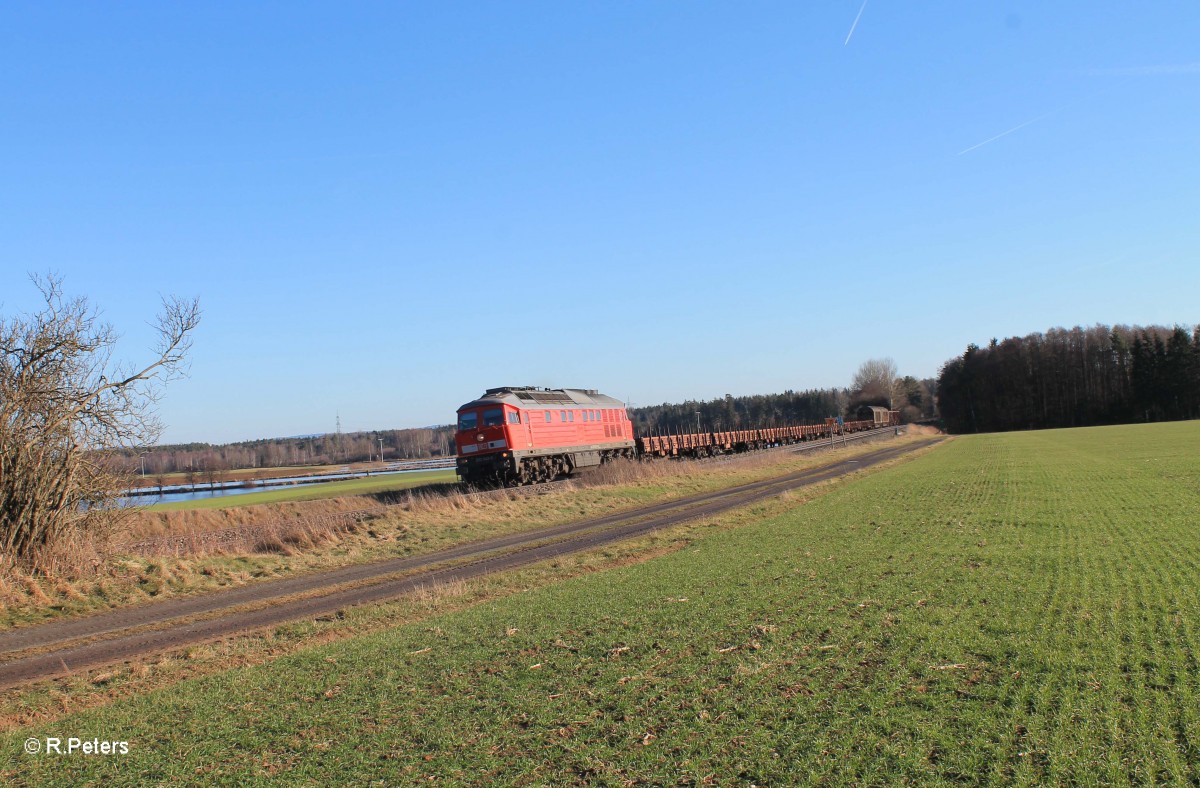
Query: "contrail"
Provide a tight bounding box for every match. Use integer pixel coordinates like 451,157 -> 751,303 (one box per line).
957,111 -> 1055,155
958,78 -> 1130,156
844,0 -> 868,45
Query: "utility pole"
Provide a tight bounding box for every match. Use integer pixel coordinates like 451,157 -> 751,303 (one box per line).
379,438 -> 385,465
695,411 -> 701,433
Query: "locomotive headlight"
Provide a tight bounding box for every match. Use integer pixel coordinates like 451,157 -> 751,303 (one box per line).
477,433 -> 485,442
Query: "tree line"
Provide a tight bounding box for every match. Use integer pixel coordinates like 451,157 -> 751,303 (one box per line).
630,389 -> 847,436
937,324 -> 1200,433
629,373 -> 937,436
117,426 -> 457,477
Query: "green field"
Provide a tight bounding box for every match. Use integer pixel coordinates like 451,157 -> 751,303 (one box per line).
148,468 -> 458,510
8,422 -> 1200,783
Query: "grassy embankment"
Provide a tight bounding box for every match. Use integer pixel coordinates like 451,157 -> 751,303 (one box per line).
0,434 -> 918,630
6,422 -> 1198,783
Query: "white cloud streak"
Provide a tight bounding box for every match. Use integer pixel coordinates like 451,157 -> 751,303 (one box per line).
844,0 -> 868,46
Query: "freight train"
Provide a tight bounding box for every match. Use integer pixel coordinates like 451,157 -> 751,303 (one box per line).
454,386 -> 900,487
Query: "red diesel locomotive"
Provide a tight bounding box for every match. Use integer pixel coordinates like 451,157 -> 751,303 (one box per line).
454,387 -> 636,486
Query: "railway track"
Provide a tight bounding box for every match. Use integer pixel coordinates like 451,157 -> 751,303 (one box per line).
0,432 -> 939,690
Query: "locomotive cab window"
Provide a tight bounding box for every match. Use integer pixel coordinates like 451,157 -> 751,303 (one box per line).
458,412 -> 478,431
508,412 -> 520,425
482,408 -> 504,427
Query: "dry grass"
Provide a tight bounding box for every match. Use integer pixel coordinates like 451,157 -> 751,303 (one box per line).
409,578 -> 472,611
121,495 -> 381,539
0,528 -> 111,609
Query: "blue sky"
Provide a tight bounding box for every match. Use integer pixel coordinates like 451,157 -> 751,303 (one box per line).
3,2 -> 1197,444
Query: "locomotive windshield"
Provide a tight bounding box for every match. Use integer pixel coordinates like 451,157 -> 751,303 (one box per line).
482,408 -> 504,427
458,411 -> 478,431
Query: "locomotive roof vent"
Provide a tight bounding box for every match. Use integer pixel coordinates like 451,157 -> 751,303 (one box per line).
482,386 -> 578,405
485,386 -> 537,396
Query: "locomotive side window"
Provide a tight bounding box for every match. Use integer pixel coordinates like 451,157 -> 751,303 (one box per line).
544,411 -> 551,423
508,412 -> 520,425
560,410 -> 567,422
483,408 -> 504,427
568,411 -> 574,422
458,412 -> 477,430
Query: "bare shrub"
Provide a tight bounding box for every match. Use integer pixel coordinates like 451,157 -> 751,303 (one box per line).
0,274 -> 199,565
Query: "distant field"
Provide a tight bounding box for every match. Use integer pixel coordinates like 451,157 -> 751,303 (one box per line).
8,422 -> 1200,782
129,460 -> 450,489
147,468 -> 458,510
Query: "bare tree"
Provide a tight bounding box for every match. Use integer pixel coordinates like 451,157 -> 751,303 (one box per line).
0,274 -> 200,562
202,458 -> 222,491
851,358 -> 901,410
